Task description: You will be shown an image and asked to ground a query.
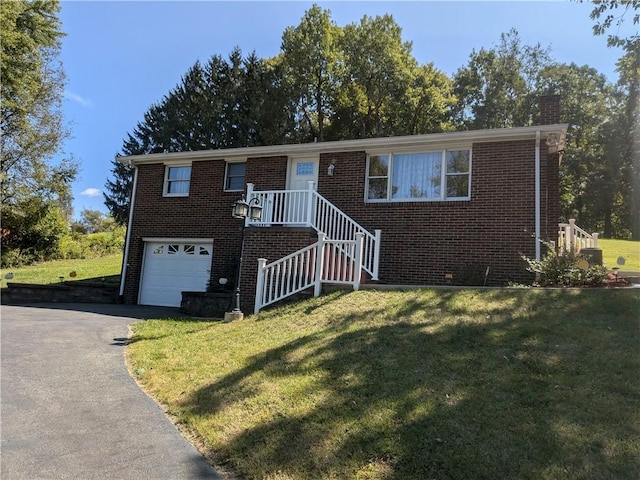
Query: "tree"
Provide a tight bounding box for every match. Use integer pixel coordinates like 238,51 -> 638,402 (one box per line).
279,4 -> 341,142
1,197 -> 68,266
328,14 -> 416,139
1,0 -> 76,207
588,0 -> 640,239
1,0 -> 77,263
73,209 -> 116,234
326,13 -> 455,140
588,0 -> 639,48
104,49 -> 297,222
538,63 -> 621,235
614,48 -> 640,239
452,29 -> 552,129
104,155 -> 134,225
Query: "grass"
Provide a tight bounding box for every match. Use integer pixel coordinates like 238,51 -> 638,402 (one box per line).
0,254 -> 123,288
127,288 -> 640,480
598,238 -> 640,271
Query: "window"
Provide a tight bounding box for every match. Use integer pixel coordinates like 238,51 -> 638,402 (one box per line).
225,162 -> 246,191
296,162 -> 314,175
366,149 -> 471,202
445,150 -> 470,198
164,165 -> 191,196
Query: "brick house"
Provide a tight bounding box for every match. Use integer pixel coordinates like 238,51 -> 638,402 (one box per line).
118,96 -> 566,312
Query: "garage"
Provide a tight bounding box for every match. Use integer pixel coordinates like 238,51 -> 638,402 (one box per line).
139,239 -> 213,307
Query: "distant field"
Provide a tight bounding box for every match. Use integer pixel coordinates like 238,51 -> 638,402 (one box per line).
598,239 -> 640,270
0,254 -> 123,288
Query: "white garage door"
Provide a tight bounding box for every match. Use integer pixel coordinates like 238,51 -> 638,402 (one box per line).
139,240 -> 213,307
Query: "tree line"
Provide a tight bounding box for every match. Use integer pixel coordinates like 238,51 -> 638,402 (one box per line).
2,2 -> 638,268
105,5 -> 639,240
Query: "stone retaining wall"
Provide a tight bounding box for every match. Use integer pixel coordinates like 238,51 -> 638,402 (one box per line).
1,282 -> 119,305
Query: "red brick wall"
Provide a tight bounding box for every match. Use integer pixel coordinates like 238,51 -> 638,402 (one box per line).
538,94 -> 561,125
316,139 -> 559,286
123,160 -> 246,304
123,155 -> 296,305
240,227 -> 317,313
124,121 -> 561,304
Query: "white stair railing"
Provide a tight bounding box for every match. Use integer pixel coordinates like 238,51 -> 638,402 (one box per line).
254,233 -> 364,313
558,219 -> 599,253
247,182 -> 380,280
311,189 -> 380,281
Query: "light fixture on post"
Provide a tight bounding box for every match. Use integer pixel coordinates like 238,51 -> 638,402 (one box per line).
225,196 -> 263,322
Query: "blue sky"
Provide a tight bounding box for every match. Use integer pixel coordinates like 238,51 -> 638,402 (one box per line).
59,0 -> 625,218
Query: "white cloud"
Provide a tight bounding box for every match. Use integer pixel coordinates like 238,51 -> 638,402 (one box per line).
80,188 -> 101,197
64,90 -> 93,107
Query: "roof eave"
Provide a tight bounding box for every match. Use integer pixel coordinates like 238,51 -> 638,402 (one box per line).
118,124 -> 569,165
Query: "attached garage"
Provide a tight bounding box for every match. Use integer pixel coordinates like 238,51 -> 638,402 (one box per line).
139,239 -> 213,307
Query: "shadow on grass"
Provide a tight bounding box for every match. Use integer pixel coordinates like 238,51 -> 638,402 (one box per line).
183,289 -> 640,479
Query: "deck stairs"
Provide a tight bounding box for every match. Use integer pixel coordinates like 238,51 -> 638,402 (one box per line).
558,219 -> 599,253
247,182 -> 380,313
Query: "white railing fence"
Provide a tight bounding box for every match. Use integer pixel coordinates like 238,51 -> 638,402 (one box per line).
247,182 -> 380,280
558,219 -> 599,253
254,233 -> 364,314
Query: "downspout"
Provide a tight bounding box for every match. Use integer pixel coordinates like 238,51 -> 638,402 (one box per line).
535,131 -> 541,261
119,163 -> 139,299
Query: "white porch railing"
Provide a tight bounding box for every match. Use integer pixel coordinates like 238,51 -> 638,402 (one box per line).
254,233 -> 364,313
247,182 -> 380,280
558,219 -> 599,253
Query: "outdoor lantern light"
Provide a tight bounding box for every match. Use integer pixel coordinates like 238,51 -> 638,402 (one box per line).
225,195 -> 264,322
248,198 -> 263,221
232,197 -> 249,219
232,196 -> 263,221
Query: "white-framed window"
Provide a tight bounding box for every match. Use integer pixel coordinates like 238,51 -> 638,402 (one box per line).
225,162 -> 246,191
163,165 -> 191,197
366,149 -> 471,202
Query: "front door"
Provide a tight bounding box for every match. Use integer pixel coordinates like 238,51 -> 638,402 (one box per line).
286,156 -> 319,224
288,156 -> 319,191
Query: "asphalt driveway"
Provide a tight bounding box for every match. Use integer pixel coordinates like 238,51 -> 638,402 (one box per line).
1,304 -> 222,480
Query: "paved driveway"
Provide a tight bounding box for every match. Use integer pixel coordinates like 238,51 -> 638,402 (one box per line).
1,304 -> 222,480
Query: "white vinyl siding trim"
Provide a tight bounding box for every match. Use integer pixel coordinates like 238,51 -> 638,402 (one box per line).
365,148 -> 472,203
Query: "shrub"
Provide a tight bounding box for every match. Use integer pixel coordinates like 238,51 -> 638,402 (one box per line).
58,227 -> 126,260
523,243 -> 608,287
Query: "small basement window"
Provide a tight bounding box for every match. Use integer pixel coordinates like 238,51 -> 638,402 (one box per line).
163,165 -> 191,197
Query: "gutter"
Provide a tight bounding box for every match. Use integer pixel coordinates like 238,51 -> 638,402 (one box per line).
119,163 -> 139,298
118,124 -> 569,166
535,131 -> 541,261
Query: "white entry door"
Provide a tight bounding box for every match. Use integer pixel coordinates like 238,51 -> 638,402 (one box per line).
139,240 -> 213,307
288,156 -> 319,190
287,156 -> 319,224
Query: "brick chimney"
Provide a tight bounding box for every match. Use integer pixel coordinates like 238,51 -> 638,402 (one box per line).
538,94 -> 561,125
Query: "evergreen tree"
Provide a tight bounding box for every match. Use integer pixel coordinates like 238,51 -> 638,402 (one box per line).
104,49 -> 296,222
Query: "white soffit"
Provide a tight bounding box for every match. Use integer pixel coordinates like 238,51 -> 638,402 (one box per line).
120,124 -> 569,166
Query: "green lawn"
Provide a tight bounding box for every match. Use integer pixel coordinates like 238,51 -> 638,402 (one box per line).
128,288 -> 640,480
0,254 -> 123,288
598,238 -> 640,270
